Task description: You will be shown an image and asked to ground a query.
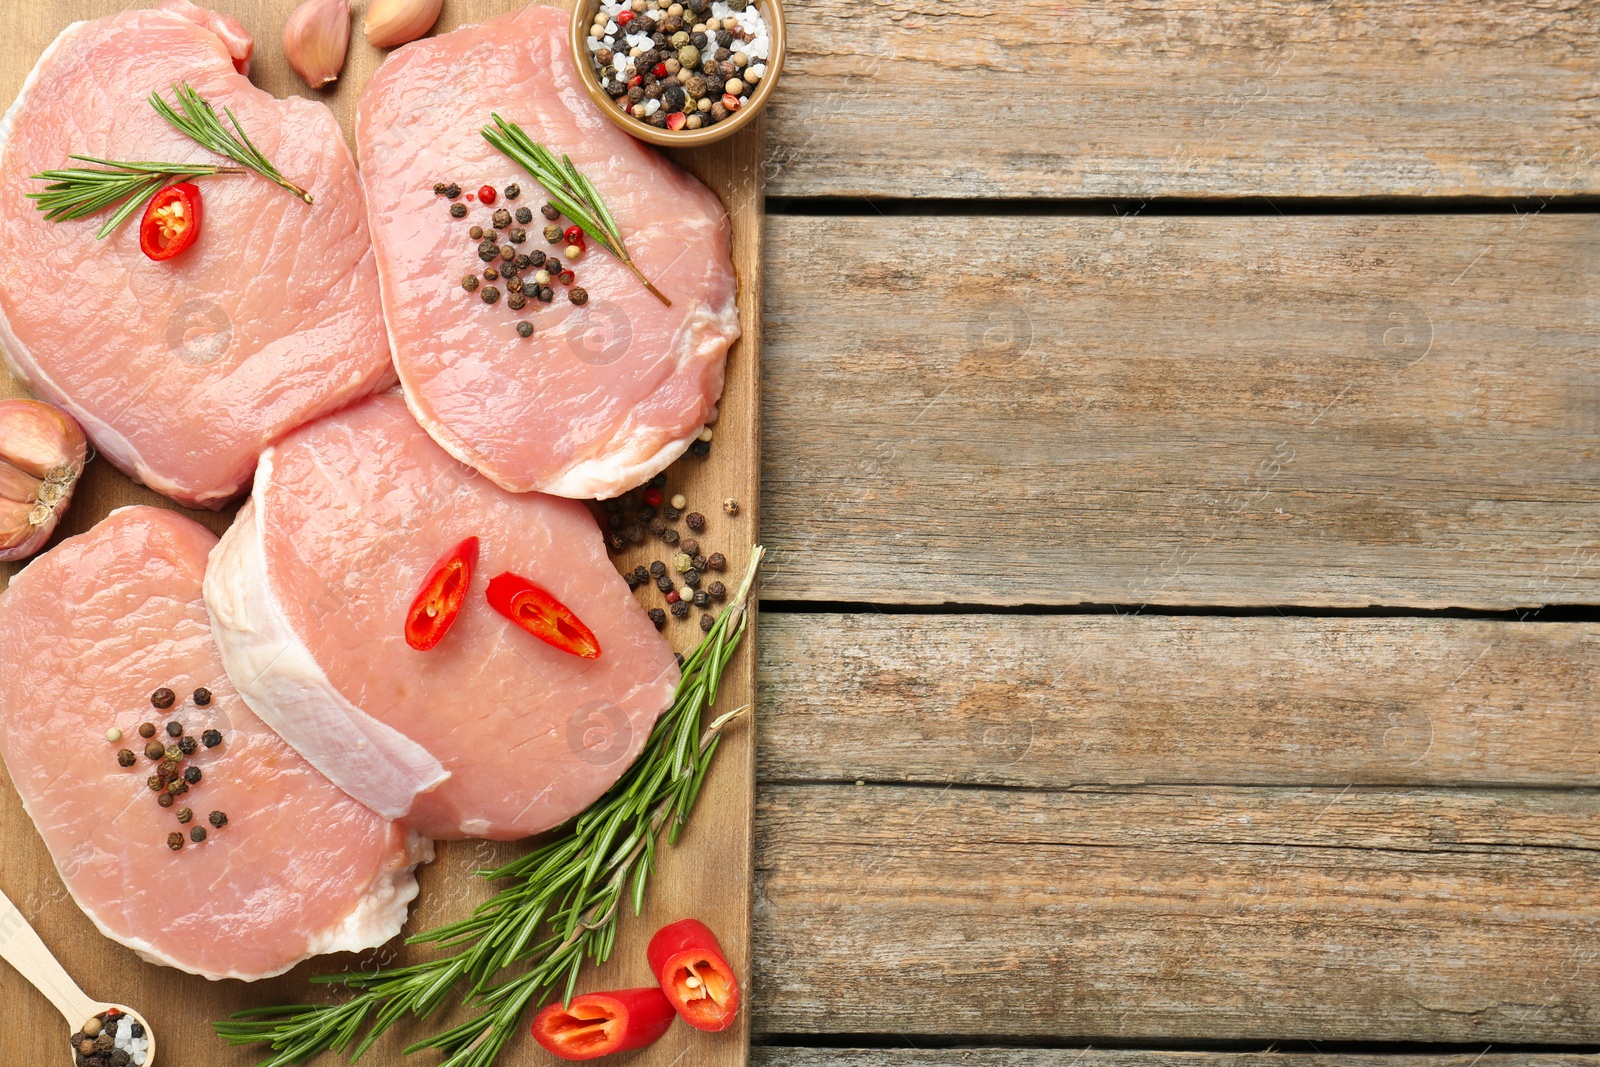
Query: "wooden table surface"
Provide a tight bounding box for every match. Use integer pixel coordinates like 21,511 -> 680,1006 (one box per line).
4,0 -> 1600,1064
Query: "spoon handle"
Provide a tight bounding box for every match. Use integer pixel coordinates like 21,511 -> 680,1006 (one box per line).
0,884 -> 98,1026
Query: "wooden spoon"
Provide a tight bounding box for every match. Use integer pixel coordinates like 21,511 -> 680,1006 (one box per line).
0,885 -> 156,1065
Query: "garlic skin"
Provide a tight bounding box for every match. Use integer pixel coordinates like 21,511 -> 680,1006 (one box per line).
0,399 -> 88,563
284,0 -> 351,89
364,0 -> 443,48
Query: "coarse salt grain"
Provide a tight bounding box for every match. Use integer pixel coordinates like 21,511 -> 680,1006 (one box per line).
644,98 -> 661,115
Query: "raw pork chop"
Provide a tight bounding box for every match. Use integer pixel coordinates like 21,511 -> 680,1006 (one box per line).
205,394 -> 680,839
0,1 -> 392,509
0,507 -> 428,981
356,4 -> 739,499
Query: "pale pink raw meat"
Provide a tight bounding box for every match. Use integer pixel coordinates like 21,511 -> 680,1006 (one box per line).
0,506 -> 428,981
356,4 -> 739,499
204,394 -> 680,840
0,1 -> 392,509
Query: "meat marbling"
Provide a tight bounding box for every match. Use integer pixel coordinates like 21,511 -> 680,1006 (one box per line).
205,394 -> 681,840
0,0 -> 392,509
356,4 -> 739,500
0,506 -> 428,981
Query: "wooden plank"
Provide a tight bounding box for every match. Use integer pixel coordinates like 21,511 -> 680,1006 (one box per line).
0,3 -> 761,1066
756,1054 -> 1600,1067
761,213 -> 1600,608
753,784 -> 1600,1042
757,615 -> 1600,788
764,0 -> 1600,200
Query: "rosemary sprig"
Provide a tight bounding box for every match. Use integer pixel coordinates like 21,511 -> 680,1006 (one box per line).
149,83 -> 313,204
216,547 -> 764,1067
27,83 -> 310,239
27,158 -> 247,240
481,114 -> 670,306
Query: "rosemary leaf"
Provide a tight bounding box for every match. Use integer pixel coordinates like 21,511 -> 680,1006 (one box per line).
150,83 -> 313,204
215,547 -> 763,1066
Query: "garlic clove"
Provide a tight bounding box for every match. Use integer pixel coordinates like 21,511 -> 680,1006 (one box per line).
364,0 -> 443,49
283,0 -> 351,89
0,399 -> 88,563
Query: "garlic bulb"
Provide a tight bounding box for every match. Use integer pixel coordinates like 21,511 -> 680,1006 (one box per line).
0,399 -> 88,562
283,0 -> 351,89
364,0 -> 443,48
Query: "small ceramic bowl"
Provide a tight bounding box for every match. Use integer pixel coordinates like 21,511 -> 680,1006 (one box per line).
571,0 -> 785,147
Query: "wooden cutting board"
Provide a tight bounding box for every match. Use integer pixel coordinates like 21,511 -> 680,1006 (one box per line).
0,2 -> 762,1064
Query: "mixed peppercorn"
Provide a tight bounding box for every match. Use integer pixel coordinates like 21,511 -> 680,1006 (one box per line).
71,1008 -> 148,1067
111,686 -> 229,851
604,460 -> 731,635
585,0 -> 771,131
433,181 -> 593,338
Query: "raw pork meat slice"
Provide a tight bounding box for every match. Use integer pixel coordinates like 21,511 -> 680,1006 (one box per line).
205,394 -> 681,840
0,1 -> 392,509
356,4 -> 739,499
0,507 -> 428,981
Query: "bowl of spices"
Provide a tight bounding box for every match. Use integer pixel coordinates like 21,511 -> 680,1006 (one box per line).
571,0 -> 785,146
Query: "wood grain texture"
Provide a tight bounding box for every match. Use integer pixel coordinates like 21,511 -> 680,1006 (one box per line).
763,0 -> 1600,199
756,1055 -> 1600,1067
0,3 -> 761,1065
757,614 -> 1600,788
761,213 -> 1600,608
753,784 -> 1600,1042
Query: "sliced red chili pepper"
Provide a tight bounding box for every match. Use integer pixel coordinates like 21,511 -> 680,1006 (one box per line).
138,182 -> 203,262
642,488 -> 664,507
486,572 -> 601,659
404,536 -> 479,651
564,225 -> 584,244
647,918 -> 740,1032
531,987 -> 675,1060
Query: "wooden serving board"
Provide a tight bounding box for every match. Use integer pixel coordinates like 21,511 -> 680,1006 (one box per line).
0,2 -> 762,1064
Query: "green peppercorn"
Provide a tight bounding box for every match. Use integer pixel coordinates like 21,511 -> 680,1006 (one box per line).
516,206 -> 533,224
151,688 -> 175,709
462,274 -> 480,293
517,321 -> 535,338
504,183 -> 521,200
146,775 -> 162,792
542,224 -> 562,244
138,722 -> 157,738
167,832 -> 183,850
493,208 -> 512,229
166,744 -> 183,761
117,749 -> 136,768
144,740 -> 166,761
209,810 -> 228,828
450,203 -> 468,218
482,286 -> 501,305
190,826 -> 207,843
541,202 -> 560,221
647,607 -> 667,629
193,688 -> 212,706
433,181 -> 448,195
202,729 -> 223,748
569,287 -> 589,306
158,793 -> 174,809
176,807 -> 193,824
167,779 -> 188,796
165,721 -> 182,738
673,552 -> 693,573
183,766 -> 201,785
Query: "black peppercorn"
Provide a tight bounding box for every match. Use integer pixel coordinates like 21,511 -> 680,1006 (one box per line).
176,807 -> 193,824
707,551 -> 726,570
484,266 -> 502,281
144,739 -> 166,761
504,183 -> 521,200
147,774 -> 162,792
462,274 -> 480,293
625,571 -> 643,590
183,766 -> 202,785
492,208 -> 512,229
479,245 -> 499,263
510,226 -> 527,244
661,528 -> 680,545
190,826 -> 207,843
645,82 -> 664,100
649,560 -> 667,578
627,85 -> 645,103
508,292 -> 528,311
664,86 -> 687,111
690,439 -> 712,457
683,569 -> 701,588
482,286 -> 501,305
707,580 -> 727,600
625,522 -> 646,544
607,530 -> 627,551
151,688 -> 175,709
165,720 -> 182,738
138,722 -> 157,738
680,538 -> 700,556
647,608 -> 667,629
202,729 -> 222,748
193,687 -> 211,706
539,286 -> 555,302
517,321 -> 535,339
648,517 -> 667,535
129,1023 -> 144,1040
690,30 -> 707,46
632,565 -> 650,584
178,735 -> 198,756
547,257 -> 563,274
166,831 -> 183,849
209,810 -> 228,828
565,286 -> 589,307
469,225 -> 484,240
656,574 -> 674,593
542,202 -> 560,221
685,512 -> 706,532
515,206 -> 534,225
693,554 -> 708,572
167,779 -> 188,796
694,589 -> 710,608
450,203 -> 468,218
671,600 -> 691,619
444,183 -> 462,198
700,613 -> 715,631
528,249 -> 547,268
158,793 -> 174,809
433,181 -> 448,195
663,505 -> 681,521
117,749 -> 136,767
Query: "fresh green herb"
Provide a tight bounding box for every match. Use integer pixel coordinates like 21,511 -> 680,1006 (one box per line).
215,547 -> 763,1067
27,82 -> 310,238
481,115 -> 670,306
